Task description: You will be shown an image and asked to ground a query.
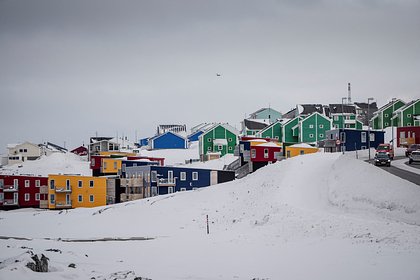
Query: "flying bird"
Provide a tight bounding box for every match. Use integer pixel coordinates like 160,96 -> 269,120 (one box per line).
216,73 -> 221,77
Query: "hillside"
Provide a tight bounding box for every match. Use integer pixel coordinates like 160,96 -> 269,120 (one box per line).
1,153 -> 420,279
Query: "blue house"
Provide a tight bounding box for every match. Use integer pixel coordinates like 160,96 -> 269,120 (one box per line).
123,165 -> 235,196
149,131 -> 188,150
324,129 -> 385,152
187,130 -> 204,142
139,137 -> 149,147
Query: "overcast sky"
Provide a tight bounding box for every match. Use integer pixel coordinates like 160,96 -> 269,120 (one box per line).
1,0 -> 419,153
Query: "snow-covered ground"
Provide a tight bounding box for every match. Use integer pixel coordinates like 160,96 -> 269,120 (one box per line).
1,152 -> 420,279
138,141 -> 200,166
0,153 -> 90,177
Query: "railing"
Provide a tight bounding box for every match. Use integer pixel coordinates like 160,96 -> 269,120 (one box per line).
39,200 -> 49,209
224,158 -> 241,171
157,178 -> 176,186
3,185 -> 18,192
55,186 -> 72,193
236,163 -> 250,179
344,119 -> 356,124
55,201 -> 72,208
3,199 -> 18,206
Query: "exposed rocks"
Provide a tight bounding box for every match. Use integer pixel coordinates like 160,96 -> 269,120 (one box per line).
26,254 -> 49,272
68,263 -> 76,268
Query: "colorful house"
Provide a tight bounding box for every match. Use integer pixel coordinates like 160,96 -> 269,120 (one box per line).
0,175 -> 48,209
324,129 -> 385,152
255,119 -> 284,140
238,137 -> 282,173
44,175 -> 107,209
249,107 -> 282,123
371,99 -> 405,130
71,145 -> 88,156
199,123 -> 239,161
149,131 -> 188,150
241,118 -> 269,136
188,123 -> 214,142
394,99 -> 420,128
285,143 -> 319,158
6,141 -> 41,165
123,165 -> 235,197
329,104 -> 363,129
89,137 -> 120,158
397,126 -> 420,147
282,117 -> 302,144
298,112 -> 332,143
139,137 -> 149,147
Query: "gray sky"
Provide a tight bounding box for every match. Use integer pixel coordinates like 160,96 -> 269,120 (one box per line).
1,0 -> 419,153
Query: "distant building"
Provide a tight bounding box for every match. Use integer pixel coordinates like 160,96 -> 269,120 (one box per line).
324,128 -> 385,152
71,145 -> 88,156
149,131 -> 188,150
371,99 -> 405,130
198,123 -> 239,161
39,142 -> 68,156
6,141 -> 41,166
157,124 -> 187,136
394,99 -> 420,127
89,137 -> 120,158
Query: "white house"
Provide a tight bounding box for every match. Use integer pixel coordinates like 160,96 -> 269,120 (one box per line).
6,141 -> 41,165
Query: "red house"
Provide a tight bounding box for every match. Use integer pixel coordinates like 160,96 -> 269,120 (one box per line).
127,156 -> 165,166
397,126 -> 420,147
71,145 -> 88,156
0,175 -> 48,209
251,142 -> 282,162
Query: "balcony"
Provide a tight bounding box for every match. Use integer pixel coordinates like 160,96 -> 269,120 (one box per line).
157,178 -> 176,187
3,199 -> 18,206
39,186 -> 49,194
55,201 -> 72,209
55,186 -> 72,193
120,193 -> 144,202
3,185 -> 18,192
344,119 -> 356,124
39,200 -> 49,209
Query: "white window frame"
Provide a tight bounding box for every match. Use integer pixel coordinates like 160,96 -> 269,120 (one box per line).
78,195 -> 83,202
361,132 -> 366,143
114,161 -> 117,169
25,180 -> 30,188
0,193 -> 4,202
180,172 -> 186,181
0,179 -> 3,189
370,133 -> 375,142
309,134 -> 314,138
35,193 -> 40,201
25,193 -> 30,201
264,148 -> 269,158
218,145 -> 223,151
334,115 -> 339,121
319,134 -> 324,138
207,146 -> 212,151
151,171 -> 157,182
14,179 -> 19,188
251,149 -> 256,158
78,180 -> 83,188
192,172 -> 198,181
384,113 -> 389,117
50,194 -> 55,204
35,180 -> 40,187
89,195 -> 94,202
228,146 -> 232,151
309,124 -> 314,128
407,114 -> 412,118
50,179 -> 55,190
319,124 -> 324,128
168,186 -> 174,194
207,138 -> 212,142
89,180 -> 94,188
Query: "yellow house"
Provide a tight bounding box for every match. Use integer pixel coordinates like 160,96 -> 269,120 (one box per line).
285,143 -> 319,158
48,175 -> 107,209
101,158 -> 123,174
99,151 -> 136,157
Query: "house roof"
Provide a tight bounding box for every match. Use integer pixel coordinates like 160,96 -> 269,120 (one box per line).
375,99 -> 405,114
282,108 -> 297,119
244,118 -> 269,130
256,142 -> 281,148
90,137 -> 113,144
201,123 -> 240,137
296,104 -> 326,116
257,119 -> 284,135
249,107 -> 281,118
354,102 -> 378,111
150,131 -> 187,141
394,99 -> 419,114
329,104 -> 357,114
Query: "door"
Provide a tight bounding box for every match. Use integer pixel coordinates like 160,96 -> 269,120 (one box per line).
210,171 -> 218,185
13,193 -> 18,204
168,187 -> 174,194
66,194 -> 71,205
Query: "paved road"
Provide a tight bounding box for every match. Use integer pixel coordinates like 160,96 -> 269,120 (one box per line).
371,156 -> 420,186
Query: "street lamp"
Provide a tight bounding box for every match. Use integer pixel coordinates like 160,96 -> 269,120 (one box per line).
341,97 -> 347,154
367,97 -> 374,163
391,98 -> 396,150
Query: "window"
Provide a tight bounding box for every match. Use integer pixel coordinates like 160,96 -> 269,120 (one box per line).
370,133 -> 375,142
334,116 -> 339,121
319,134 -> 324,138
228,138 -> 232,142
228,146 -> 232,151
207,147 -> 212,151
50,194 -> 55,204
264,149 -> 269,158
407,114 -> 412,118
35,193 -> 40,201
300,150 -> 305,155
180,188 -> 187,192
151,171 -> 157,182
309,134 -> 314,138
14,179 -> 18,188
361,132 -> 367,143
168,187 -> 174,194
23,149 -> 27,153
251,149 -> 256,158
408,123 -> 412,126
309,124 -> 314,128
25,180 -> 30,188
151,187 -> 158,196
207,138 -> 212,142
89,180 -> 94,188
89,195 -> 94,202
218,145 -> 223,151
384,113 -> 389,117
78,195 -> 83,202
25,193 -> 30,201
192,172 -> 198,181
114,161 -> 117,169
319,124 -> 324,128
274,136 -> 279,140
66,179 -> 70,188
91,158 -> 95,166
104,162 -> 107,169
35,180 -> 40,187
78,180 -> 83,188
385,122 -> 389,126
0,193 -> 3,202
0,179 -> 3,189
192,187 -> 198,191
286,151 -> 291,158
180,172 -> 186,181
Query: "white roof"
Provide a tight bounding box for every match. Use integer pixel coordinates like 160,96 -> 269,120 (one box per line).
290,143 -> 317,149
7,143 -> 20,149
256,142 -> 281,148
249,139 -> 268,143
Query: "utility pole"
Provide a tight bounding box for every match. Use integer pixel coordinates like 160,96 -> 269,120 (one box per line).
341,97 -> 347,154
367,97 -> 374,163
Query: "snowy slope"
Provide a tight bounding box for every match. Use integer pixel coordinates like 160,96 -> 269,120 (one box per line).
0,153 -> 420,279
0,153 -> 90,176
138,141 -> 200,165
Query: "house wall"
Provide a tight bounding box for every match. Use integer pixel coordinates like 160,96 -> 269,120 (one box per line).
7,142 -> 41,165
250,145 -> 281,162
285,146 -> 319,158
151,133 -> 187,149
188,131 -> 203,142
200,125 -> 237,158
101,158 -> 122,174
283,118 -> 300,144
252,108 -> 282,123
397,126 -> 420,146
300,113 -> 331,143
326,129 -> 385,151
259,122 -> 282,140
401,101 -> 420,127
48,175 -> 107,209
0,175 -> 48,209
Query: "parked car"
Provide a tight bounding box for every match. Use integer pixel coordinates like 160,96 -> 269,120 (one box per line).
408,150 -> 420,164
405,144 -> 420,157
375,143 -> 394,160
374,152 -> 391,167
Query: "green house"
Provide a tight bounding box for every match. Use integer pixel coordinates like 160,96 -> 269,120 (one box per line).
329,104 -> 363,129
255,120 -> 283,140
394,99 -> 420,127
298,112 -> 332,143
199,123 -> 239,161
371,99 -> 405,129
282,117 -> 302,144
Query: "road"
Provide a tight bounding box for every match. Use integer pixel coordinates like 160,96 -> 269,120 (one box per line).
372,156 -> 420,186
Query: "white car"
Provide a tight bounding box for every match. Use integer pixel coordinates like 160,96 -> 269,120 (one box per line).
408,150 -> 420,164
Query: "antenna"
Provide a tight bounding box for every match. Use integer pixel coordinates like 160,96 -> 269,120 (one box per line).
347,83 -> 352,104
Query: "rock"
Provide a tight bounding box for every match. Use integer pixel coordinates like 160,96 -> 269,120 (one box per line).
68,263 -> 76,268
26,254 -> 49,272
